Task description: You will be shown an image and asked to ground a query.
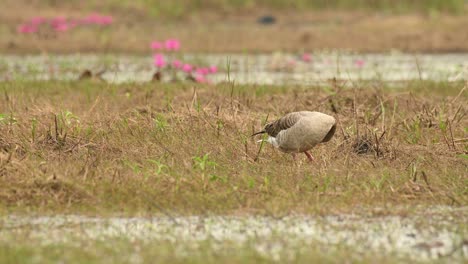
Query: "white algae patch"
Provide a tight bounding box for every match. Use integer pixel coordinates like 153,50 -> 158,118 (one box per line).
0,53 -> 467,84
1,207 -> 467,262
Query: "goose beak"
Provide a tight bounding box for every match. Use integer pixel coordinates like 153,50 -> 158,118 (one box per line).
251,130 -> 266,137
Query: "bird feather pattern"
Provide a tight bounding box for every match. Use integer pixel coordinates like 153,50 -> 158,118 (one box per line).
253,111 -> 336,154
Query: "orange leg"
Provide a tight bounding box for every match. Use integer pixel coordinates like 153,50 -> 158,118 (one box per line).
304,151 -> 314,162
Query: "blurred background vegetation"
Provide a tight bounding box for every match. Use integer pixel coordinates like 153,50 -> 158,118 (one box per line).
3,0 -> 466,53
24,0 -> 467,18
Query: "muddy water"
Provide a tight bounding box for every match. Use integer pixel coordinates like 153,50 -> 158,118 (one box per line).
1,206 -> 467,262
0,53 -> 466,84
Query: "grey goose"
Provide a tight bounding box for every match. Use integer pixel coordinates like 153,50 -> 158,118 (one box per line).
253,111 -> 336,161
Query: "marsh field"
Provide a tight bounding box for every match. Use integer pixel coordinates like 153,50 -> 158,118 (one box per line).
1,1 -> 468,263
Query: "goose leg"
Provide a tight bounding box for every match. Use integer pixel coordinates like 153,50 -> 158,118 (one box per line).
304,151 -> 314,162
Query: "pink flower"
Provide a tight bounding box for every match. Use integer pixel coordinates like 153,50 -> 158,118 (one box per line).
302,53 -> 312,62
54,23 -> 69,32
182,64 -> 192,73
50,17 -> 70,32
82,14 -> 112,25
30,17 -> 46,25
150,41 -> 163,50
196,67 -> 209,75
153,54 -> 166,68
51,16 -> 67,27
355,59 -> 365,67
195,74 -> 207,83
17,24 -> 37,34
165,39 -> 180,51
83,13 -> 100,24
98,15 -> 113,25
209,66 -> 218,74
172,60 -> 182,69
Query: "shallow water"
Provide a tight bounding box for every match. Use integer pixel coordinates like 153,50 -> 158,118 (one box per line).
0,52 -> 467,85
1,206 -> 467,262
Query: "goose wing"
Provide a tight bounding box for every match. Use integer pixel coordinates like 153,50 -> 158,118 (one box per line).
264,112 -> 307,137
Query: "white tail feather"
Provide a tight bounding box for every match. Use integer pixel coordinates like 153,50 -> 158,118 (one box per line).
257,136 -> 279,148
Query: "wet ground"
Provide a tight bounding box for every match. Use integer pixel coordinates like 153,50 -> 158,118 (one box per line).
0,52 -> 467,85
1,206 -> 467,263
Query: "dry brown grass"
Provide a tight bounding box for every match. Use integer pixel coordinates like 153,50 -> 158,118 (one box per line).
0,80 -> 466,215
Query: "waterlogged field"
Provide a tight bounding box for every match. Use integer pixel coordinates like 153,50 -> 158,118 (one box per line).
1,208 -> 467,263
0,53 -> 467,84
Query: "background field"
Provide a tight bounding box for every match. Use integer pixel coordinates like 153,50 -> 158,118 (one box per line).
6,0 -> 468,17
1,0 -> 468,53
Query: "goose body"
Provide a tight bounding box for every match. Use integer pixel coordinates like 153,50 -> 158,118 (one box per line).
253,111 -> 336,161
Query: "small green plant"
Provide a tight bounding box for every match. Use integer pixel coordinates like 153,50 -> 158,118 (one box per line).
209,174 -> 227,183
192,153 -> 219,191
59,110 -> 80,126
0,113 -> 17,125
49,110 -> 80,145
216,120 -> 224,136
319,175 -> 333,193
153,114 -> 169,132
409,161 -> 418,181
147,158 -> 168,175
245,176 -> 255,189
194,98 -> 201,113
192,154 -> 217,172
438,111 -> 448,133
123,160 -> 142,174
262,176 -> 270,191
321,86 -> 337,96
406,119 -> 421,144
370,172 -> 389,191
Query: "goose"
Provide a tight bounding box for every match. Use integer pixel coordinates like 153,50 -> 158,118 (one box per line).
253,111 -> 336,161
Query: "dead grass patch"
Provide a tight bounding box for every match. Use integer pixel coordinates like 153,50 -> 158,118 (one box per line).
0,80 -> 466,214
